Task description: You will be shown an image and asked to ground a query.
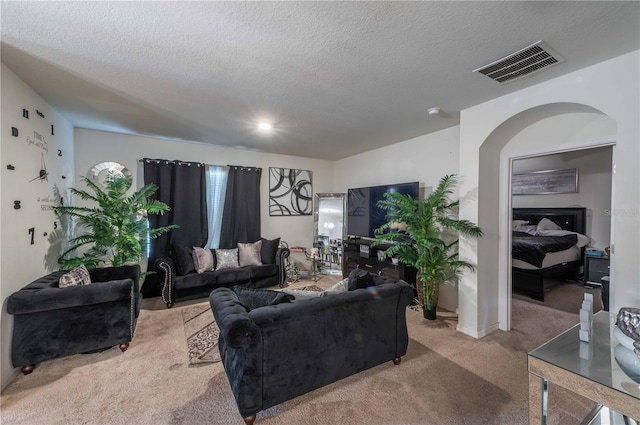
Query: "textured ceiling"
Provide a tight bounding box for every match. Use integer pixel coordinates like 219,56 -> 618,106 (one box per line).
1,1 -> 638,160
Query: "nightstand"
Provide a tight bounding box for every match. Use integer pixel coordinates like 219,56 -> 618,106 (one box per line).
584,255 -> 610,285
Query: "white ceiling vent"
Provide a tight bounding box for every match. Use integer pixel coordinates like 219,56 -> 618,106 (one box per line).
473,41 -> 565,84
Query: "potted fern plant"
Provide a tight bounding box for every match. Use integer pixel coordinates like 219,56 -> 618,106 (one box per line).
372,174 -> 483,320
53,175 -> 176,269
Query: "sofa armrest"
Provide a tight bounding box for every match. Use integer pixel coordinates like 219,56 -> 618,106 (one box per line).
8,278 -> 134,315
89,265 -> 140,293
275,248 -> 290,286
154,256 -> 176,305
209,287 -> 261,349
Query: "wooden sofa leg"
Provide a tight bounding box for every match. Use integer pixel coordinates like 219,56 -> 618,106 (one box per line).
119,343 -> 129,352
243,415 -> 256,425
166,303 -> 174,308
21,364 -> 35,375
393,357 -> 402,365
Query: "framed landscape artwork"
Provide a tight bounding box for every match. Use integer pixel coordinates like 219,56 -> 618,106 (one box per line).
512,168 -> 578,195
269,168 -> 313,216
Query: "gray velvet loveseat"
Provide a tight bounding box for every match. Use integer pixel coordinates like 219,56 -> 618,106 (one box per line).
208,274 -> 414,425
155,238 -> 290,308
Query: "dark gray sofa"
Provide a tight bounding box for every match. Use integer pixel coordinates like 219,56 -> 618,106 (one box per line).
155,244 -> 290,308
7,265 -> 141,375
209,275 -> 413,425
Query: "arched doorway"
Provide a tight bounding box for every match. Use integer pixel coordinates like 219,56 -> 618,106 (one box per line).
478,103 -> 616,330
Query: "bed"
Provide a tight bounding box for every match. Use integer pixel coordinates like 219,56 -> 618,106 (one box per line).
511,207 -> 588,301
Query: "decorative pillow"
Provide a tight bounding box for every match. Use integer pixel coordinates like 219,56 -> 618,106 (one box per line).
232,286 -> 294,311
347,269 -> 375,291
281,289 -> 325,301
512,219 -> 529,228
260,237 -> 280,264
59,265 -> 92,288
238,241 -> 263,267
536,218 -> 562,232
215,248 -> 239,270
513,225 -> 537,236
171,244 -> 195,276
326,278 -> 349,294
192,247 -> 215,273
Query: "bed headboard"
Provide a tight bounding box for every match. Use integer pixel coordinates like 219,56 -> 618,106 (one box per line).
513,207 -> 586,235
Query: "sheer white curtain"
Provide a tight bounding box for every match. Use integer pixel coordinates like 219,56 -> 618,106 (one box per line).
204,165 -> 228,249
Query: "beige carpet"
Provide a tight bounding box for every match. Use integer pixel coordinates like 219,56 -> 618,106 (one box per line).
182,303 -> 221,365
0,276 -> 596,425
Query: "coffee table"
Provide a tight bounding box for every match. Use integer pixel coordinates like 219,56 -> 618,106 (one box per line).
528,311 -> 640,424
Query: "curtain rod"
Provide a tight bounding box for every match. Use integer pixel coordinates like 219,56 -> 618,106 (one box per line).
227,164 -> 262,171
139,158 -> 204,167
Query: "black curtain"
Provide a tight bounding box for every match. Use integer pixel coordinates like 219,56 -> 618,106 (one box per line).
219,166 -> 261,248
142,158 -> 208,297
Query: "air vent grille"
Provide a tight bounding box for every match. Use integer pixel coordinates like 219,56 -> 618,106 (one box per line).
473,41 -> 564,84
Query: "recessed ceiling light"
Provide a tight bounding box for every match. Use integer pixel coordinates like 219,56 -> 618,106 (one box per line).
258,122 -> 272,131
427,107 -> 441,116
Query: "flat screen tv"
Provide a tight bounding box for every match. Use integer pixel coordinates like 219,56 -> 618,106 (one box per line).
347,181 -> 419,239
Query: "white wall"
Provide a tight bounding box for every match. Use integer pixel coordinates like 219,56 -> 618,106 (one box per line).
1,63 -> 75,390
458,50 -> 639,337
334,126 -> 460,311
74,128 -> 334,251
511,143 -> 613,250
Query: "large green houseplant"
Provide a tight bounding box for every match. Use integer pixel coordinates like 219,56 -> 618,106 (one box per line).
53,175 -> 176,269
372,174 -> 483,320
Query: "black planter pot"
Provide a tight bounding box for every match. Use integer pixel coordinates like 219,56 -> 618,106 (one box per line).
423,308 -> 437,320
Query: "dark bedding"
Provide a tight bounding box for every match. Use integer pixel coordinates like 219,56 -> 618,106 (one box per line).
512,231 -> 578,268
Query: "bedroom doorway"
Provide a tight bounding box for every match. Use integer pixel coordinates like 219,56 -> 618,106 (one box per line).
509,145 -> 613,317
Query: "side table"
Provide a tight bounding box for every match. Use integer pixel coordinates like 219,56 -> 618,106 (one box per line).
528,311 -> 640,424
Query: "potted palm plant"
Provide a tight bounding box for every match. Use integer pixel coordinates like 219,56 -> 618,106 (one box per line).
53,175 -> 177,269
372,174 -> 483,320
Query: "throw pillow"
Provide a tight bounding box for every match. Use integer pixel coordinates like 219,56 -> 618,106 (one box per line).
260,237 -> 281,264
59,265 -> 92,288
238,240 -> 263,267
171,244 -> 195,276
347,269 -> 375,291
232,286 -> 294,311
326,278 -> 349,293
281,288 -> 325,301
512,219 -> 529,228
192,247 -> 215,273
215,248 -> 239,270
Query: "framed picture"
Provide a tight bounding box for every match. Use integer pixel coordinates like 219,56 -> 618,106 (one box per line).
512,168 -> 578,195
269,168 -> 313,216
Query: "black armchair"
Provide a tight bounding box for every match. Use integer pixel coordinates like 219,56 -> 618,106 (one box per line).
7,265 -> 142,375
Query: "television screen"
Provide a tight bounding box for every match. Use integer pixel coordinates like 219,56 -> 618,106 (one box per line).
347,181 -> 419,239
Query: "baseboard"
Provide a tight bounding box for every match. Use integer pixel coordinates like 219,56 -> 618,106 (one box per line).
456,322 -> 500,339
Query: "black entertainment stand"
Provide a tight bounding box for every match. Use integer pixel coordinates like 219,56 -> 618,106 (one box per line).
342,239 -> 417,285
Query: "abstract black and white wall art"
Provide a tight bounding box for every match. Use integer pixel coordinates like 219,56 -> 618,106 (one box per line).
269,168 -> 313,216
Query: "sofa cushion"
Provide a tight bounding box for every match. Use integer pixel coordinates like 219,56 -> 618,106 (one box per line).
238,241 -> 262,267
260,237 -> 280,264
216,248 -> 239,270
172,245 -> 195,276
59,265 -> 91,288
192,247 -> 215,273
174,272 -> 217,290
348,269 -> 375,291
249,264 -> 279,280
215,267 -> 252,285
232,286 -> 293,311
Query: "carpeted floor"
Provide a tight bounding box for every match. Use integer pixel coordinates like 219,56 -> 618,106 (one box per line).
0,275 -> 597,425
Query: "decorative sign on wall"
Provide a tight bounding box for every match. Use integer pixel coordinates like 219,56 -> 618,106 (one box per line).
512,168 -> 578,195
269,167 -> 313,216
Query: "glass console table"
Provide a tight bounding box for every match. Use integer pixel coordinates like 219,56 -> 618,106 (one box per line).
528,311 -> 640,424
